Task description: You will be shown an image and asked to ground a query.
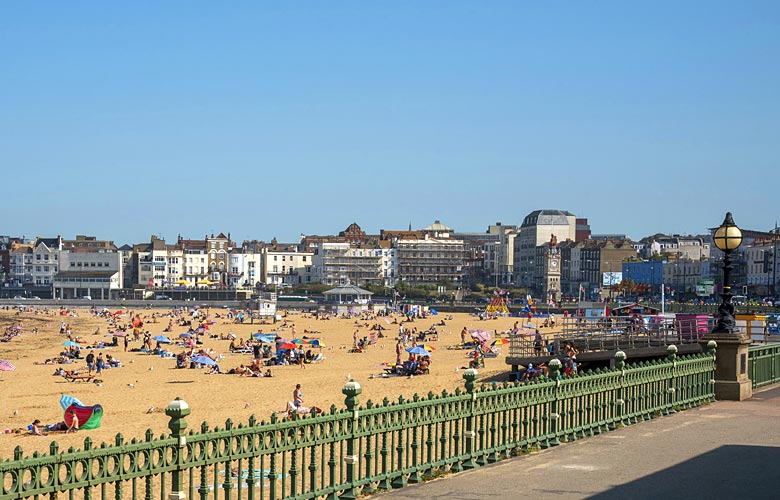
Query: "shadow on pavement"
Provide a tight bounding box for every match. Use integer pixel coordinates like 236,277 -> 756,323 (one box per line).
588,445 -> 780,499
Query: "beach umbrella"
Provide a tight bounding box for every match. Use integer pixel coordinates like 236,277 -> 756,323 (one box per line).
278,343 -> 297,350
405,346 -> 431,357
417,343 -> 436,351
524,324 -> 535,329
179,332 -> 193,339
291,339 -> 304,345
492,339 -> 510,346
62,341 -> 80,347
307,339 -> 326,347
0,360 -> 15,371
191,355 -> 216,366
152,335 -> 171,343
430,309 -> 438,315
253,333 -> 276,343
175,279 -> 193,286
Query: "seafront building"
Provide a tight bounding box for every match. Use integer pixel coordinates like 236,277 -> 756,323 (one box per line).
2,211 -> 780,299
513,210 -> 577,290
53,236 -> 123,300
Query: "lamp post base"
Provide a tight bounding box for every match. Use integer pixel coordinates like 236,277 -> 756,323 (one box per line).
701,332 -> 753,401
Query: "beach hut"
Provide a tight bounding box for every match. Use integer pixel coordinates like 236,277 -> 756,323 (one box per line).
323,283 -> 374,314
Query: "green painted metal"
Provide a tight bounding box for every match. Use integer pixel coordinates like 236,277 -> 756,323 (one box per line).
0,351 -> 716,500
748,343 -> 780,389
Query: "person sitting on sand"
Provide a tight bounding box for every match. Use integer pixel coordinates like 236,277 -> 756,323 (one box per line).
66,410 -> 79,433
30,419 -> 48,436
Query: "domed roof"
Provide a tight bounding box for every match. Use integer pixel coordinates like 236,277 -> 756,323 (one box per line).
423,220 -> 453,232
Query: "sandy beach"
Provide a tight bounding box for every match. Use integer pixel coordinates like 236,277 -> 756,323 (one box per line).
0,305 -> 560,459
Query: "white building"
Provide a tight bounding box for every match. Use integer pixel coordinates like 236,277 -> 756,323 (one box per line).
262,246 -> 314,286
484,223 -> 518,286
31,237 -> 62,287
380,246 -> 398,286
54,249 -> 123,300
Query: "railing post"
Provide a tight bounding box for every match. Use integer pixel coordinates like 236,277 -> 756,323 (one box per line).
707,341 -> 717,401
166,398 -> 191,500
461,368 -> 479,470
340,381 -> 362,500
547,359 -> 562,447
665,345 -> 678,415
613,351 -> 627,427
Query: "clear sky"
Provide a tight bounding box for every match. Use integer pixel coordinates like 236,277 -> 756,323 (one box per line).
2,1 -> 778,246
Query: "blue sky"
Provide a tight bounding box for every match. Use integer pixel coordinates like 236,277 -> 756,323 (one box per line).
2,1 -> 778,245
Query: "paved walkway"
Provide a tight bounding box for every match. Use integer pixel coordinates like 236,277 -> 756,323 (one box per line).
374,386 -> 780,500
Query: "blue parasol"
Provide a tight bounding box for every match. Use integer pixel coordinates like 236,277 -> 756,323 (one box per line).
191,355 -> 216,366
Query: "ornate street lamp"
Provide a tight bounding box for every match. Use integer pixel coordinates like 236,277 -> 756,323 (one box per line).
712,212 -> 743,333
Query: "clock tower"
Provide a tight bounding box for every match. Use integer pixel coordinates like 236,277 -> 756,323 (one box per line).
543,235 -> 561,303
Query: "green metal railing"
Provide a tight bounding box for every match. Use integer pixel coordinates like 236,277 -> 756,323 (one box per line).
1,345 -> 717,500
748,343 -> 780,389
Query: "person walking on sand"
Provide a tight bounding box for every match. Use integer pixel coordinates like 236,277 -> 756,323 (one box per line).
96,353 -> 105,375
293,384 -> 303,408
85,352 -> 95,374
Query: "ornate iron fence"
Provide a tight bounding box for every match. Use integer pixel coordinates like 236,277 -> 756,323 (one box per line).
1,344 -> 717,500
748,343 -> 780,389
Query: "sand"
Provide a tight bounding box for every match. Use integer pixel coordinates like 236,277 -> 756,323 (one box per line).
0,305 -> 560,459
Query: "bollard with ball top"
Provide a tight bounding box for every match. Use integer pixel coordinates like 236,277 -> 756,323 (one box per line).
166,398 -> 190,500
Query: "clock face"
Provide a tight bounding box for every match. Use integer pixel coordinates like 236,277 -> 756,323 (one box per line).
550,260 -> 558,268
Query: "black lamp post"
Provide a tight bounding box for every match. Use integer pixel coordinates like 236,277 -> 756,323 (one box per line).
712,212 -> 743,333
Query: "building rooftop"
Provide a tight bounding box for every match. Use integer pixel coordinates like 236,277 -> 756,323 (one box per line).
522,209 -> 575,228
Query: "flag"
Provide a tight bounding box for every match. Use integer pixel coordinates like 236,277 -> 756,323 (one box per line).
579,284 -> 585,294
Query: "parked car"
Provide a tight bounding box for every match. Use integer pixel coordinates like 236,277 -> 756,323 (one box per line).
155,295 -> 172,300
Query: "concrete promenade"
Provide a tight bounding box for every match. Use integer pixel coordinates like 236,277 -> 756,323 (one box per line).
374,386 -> 780,500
